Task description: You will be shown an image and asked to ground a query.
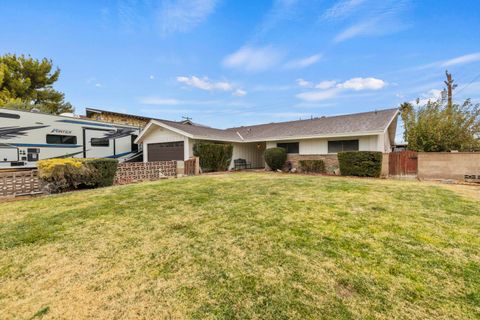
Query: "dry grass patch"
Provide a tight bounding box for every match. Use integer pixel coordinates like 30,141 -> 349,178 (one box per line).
0,173 -> 479,319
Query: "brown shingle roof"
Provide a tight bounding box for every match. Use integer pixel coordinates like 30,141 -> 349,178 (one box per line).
154,108 -> 399,142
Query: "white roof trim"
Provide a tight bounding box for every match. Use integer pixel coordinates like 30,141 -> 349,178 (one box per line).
382,108 -> 400,133
134,120 -> 194,144
235,131 -> 244,141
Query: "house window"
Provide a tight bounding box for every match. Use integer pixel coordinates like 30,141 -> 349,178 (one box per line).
277,142 -> 299,154
91,138 -> 110,147
46,134 -> 77,145
328,140 -> 359,153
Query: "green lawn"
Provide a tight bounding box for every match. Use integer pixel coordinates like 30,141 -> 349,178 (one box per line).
1,173 -> 479,319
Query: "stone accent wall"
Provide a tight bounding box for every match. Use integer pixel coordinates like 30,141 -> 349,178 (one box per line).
114,161 -> 176,185
87,113 -> 149,127
287,154 -> 339,173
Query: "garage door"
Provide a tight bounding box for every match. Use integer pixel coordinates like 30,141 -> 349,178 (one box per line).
148,141 -> 184,161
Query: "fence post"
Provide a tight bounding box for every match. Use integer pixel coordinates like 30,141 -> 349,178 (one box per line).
176,161 -> 184,178
194,157 -> 200,175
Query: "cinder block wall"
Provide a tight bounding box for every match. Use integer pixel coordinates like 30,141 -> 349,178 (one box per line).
417,152 -> 480,180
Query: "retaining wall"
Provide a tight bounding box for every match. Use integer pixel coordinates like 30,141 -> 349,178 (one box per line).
417,152 -> 480,182
114,161 -> 177,185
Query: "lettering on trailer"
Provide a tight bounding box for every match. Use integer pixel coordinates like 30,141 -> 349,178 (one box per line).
51,128 -> 72,134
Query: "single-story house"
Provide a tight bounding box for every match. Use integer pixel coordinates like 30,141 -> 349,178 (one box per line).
134,108 -> 399,171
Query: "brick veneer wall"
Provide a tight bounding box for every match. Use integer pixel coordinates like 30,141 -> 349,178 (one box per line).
114,161 -> 176,185
287,154 -> 339,173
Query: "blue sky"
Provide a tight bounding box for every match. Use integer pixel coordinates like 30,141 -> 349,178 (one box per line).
1,0 -> 480,141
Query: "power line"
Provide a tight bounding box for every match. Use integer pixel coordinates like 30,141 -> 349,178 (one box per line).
454,72 -> 480,97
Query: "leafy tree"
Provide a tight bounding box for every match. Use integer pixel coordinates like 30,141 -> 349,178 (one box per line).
400,98 -> 480,152
0,54 -> 73,114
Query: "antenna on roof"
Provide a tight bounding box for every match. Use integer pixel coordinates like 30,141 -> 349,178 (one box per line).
182,116 -> 192,121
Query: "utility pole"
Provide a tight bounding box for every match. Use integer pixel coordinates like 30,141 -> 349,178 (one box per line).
444,70 -> 457,109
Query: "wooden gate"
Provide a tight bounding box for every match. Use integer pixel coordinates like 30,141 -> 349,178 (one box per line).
389,151 -> 418,176
184,157 -> 199,176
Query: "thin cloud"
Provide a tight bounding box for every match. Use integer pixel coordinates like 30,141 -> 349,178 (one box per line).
334,19 -> 377,43
177,76 -> 233,91
337,77 -> 386,90
176,75 -> 247,96
254,0 -> 301,39
333,0 -> 411,43
284,54 -> 323,69
414,52 -> 480,70
441,53 -> 480,67
158,0 -> 218,35
410,89 -> 443,105
223,46 -> 283,72
322,0 -> 367,21
296,79 -> 337,89
316,80 -> 337,89
296,77 -> 387,101
296,88 -> 341,102
296,78 -> 313,88
233,89 -> 247,97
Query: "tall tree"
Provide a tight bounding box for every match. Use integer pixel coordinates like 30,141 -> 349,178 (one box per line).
400,72 -> 480,152
0,54 -> 73,114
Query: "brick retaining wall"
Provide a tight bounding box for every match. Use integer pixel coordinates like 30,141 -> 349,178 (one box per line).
287,154 -> 339,173
114,161 -> 177,185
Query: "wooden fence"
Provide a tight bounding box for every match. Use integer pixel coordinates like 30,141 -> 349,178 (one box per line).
0,170 -> 42,197
184,157 -> 199,176
389,151 -> 418,177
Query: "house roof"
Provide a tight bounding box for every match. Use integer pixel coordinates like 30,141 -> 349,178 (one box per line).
136,108 -> 399,143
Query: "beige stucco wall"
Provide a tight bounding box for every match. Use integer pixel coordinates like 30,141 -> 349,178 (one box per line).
266,135 -> 381,154
417,152 -> 480,181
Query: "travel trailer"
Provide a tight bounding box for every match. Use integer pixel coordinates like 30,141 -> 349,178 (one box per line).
0,108 -> 142,169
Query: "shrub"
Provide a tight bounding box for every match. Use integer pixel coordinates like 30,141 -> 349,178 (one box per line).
37,158 -> 118,193
299,160 -> 325,173
337,151 -> 382,177
193,143 -> 233,172
84,158 -> 119,187
264,147 -> 287,171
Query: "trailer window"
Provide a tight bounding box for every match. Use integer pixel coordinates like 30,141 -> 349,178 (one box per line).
91,138 -> 110,147
46,134 -> 77,145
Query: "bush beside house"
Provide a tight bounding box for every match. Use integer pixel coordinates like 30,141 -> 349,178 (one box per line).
264,147 -> 287,171
38,158 -> 118,193
193,142 -> 233,172
299,160 -> 326,173
338,151 -> 382,177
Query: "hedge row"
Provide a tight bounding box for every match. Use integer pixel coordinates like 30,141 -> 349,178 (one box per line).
337,151 -> 382,177
37,158 -> 118,193
193,142 -> 233,172
298,160 -> 325,173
